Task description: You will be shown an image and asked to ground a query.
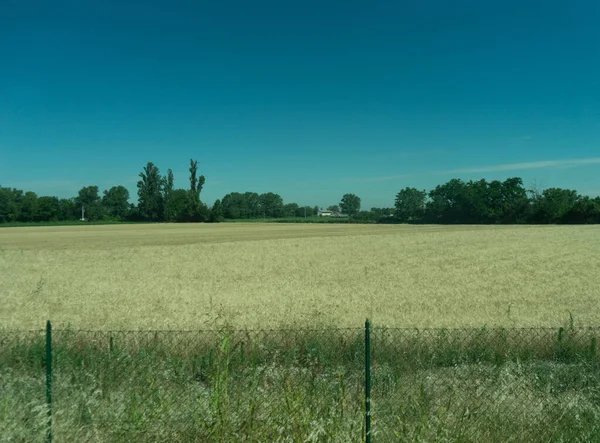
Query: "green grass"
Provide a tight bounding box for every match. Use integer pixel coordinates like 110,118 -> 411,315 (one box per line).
0,220 -> 149,228
0,216 -> 373,229
225,216 -> 371,224
2,326 -> 600,442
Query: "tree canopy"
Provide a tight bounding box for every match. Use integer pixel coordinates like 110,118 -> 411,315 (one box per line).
1,165 -> 599,225
340,194 -> 361,216
137,162 -> 164,221
394,188 -> 426,222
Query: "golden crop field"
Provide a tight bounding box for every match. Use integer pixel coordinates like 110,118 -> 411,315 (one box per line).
1,223 -> 599,330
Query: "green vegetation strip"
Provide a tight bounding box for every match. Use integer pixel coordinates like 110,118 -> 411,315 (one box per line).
2,327 -> 600,442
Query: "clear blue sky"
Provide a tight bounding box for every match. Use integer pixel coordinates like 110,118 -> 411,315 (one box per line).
1,0 -> 599,209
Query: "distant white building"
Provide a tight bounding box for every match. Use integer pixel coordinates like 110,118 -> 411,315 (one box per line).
318,210 -> 348,217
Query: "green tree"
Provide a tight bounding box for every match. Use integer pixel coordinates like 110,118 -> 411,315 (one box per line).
531,188 -> 579,223
163,188 -> 209,223
36,196 -> 60,221
371,207 -> 394,217
102,186 -> 130,220
137,162 -> 164,221
423,178 -> 529,224
562,196 -> 600,224
327,205 -> 340,212
339,193 -> 361,216
283,203 -> 300,218
210,199 -> 224,222
259,192 -> 284,218
394,188 -> 427,222
58,198 -> 78,221
168,189 -> 192,221
498,177 -> 530,223
0,187 -> 22,222
426,179 -> 470,223
76,186 -> 103,220
296,206 -> 313,217
163,169 -> 174,221
221,192 -> 243,219
188,159 -> 207,221
189,159 -> 205,199
352,210 -> 380,223
243,192 -> 261,218
19,191 -> 38,222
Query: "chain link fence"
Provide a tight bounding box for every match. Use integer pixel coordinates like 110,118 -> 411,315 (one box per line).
371,326 -> 600,442
2,323 -> 600,442
0,330 -> 48,441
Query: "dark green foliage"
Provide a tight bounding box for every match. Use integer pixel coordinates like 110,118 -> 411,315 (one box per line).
137,162 -> 164,221
165,189 -> 209,222
394,187 -> 427,222
259,192 -> 284,218
58,198 -> 78,221
370,207 -> 394,217
36,196 -> 60,222
209,199 -> 224,222
187,159 -> 207,221
0,187 -> 22,222
340,193 -> 361,216
294,206 -> 314,217
164,189 -> 188,221
424,177 -> 531,224
283,202 -> 299,217
188,159 -> 205,198
162,169 -> 174,221
102,186 -> 130,220
282,203 -> 315,218
221,192 -> 286,219
20,191 -> 38,222
426,178 -> 474,223
221,192 -> 244,219
76,186 -> 103,220
351,211 -> 380,223
496,177 -> 530,223
244,192 -> 261,218
530,187 -> 581,223
304,206 -> 315,217
562,196 -> 600,224
1,168 -> 599,225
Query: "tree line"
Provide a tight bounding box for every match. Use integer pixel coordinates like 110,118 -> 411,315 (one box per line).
0,159 -> 213,224
1,162 -> 599,224
394,178 -> 600,224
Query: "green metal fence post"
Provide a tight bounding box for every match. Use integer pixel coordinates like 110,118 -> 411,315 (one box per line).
365,319 -> 372,443
45,320 -> 53,443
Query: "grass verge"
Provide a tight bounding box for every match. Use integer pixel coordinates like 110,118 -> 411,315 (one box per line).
1,326 -> 600,442
0,220 -> 150,228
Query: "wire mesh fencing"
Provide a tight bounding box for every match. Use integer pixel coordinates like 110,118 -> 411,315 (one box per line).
0,330 -> 48,442
370,326 -> 600,442
2,327 -> 366,442
2,324 -> 600,442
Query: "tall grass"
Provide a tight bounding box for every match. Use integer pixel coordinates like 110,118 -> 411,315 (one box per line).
2,326 -> 600,442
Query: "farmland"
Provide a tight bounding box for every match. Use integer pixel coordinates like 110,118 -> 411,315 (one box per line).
1,223 -> 598,330
2,223 -> 600,441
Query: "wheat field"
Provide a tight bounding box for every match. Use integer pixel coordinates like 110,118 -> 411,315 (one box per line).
1,223 -> 598,330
